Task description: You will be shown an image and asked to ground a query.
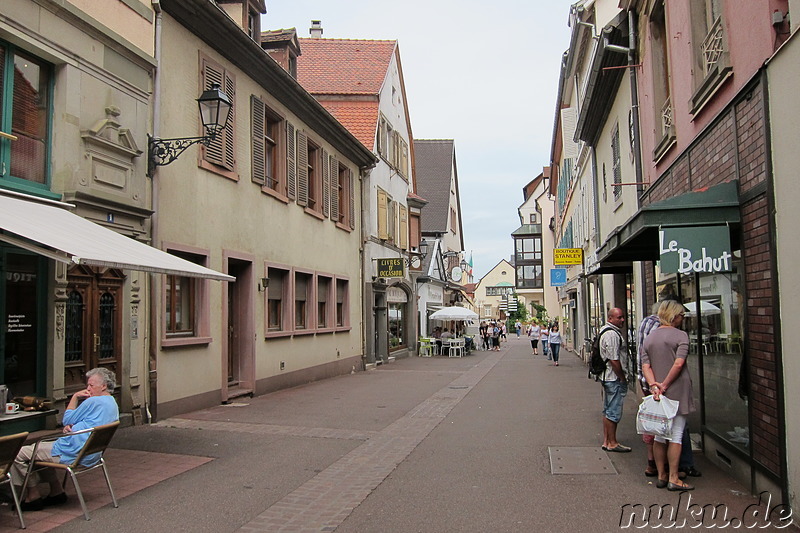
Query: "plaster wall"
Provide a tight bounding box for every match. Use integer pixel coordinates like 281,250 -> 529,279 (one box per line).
473,260 -> 515,320
768,30 -> 800,512
68,0 -> 154,55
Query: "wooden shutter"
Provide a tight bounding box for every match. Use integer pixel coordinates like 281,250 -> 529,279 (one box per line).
330,155 -> 339,223
250,95 -> 265,185
202,60 -> 226,167
377,189 -> 388,239
296,130 -> 308,206
322,148 -> 330,217
399,204 -> 408,250
348,170 -> 355,230
286,122 -> 296,200
222,70 -> 236,170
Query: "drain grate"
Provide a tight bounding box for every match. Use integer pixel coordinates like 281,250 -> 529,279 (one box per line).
548,446 -> 617,475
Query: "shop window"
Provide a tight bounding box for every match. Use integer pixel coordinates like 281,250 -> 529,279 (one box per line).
388,302 -> 406,351
0,43 -> 52,191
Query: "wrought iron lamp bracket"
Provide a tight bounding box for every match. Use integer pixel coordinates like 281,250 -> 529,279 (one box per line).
147,132 -> 218,175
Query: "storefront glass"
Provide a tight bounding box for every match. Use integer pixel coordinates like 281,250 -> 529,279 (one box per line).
388,302 -> 405,351
1,250 -> 45,396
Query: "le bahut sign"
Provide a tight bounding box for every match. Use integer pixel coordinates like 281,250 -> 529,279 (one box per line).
659,226 -> 732,274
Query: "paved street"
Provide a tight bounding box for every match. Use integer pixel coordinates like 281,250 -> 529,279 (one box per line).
3,337 -> 793,532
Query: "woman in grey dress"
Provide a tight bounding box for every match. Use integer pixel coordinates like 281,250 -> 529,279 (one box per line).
642,300 -> 696,491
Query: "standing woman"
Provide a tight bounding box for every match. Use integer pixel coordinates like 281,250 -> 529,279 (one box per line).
528,322 -> 541,355
642,300 -> 696,491
539,323 -> 550,359
549,324 -> 563,366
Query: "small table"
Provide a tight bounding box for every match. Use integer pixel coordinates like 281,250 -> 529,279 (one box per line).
0,409 -> 58,436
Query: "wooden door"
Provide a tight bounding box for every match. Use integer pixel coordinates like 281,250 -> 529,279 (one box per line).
64,266 -> 123,395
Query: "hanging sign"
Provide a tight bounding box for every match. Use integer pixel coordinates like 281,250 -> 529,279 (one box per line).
550,268 -> 567,287
554,248 -> 583,265
377,258 -> 405,278
659,226 -> 732,274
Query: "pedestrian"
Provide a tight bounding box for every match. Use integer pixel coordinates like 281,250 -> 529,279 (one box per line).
500,322 -> 507,342
642,300 -> 697,491
636,304 -> 662,476
479,321 -> 489,351
540,323 -> 550,359
549,324 -> 562,366
492,322 -> 501,351
528,322 -> 541,355
515,320 -> 522,339
599,307 -> 631,453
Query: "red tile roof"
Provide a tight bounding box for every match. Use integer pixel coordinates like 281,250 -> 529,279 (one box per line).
316,99 -> 379,149
297,38 -> 396,95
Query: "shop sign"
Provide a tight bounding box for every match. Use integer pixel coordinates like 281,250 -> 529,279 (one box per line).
659,226 -> 732,274
554,248 -> 583,265
376,258 -> 405,278
427,285 -> 443,303
387,287 -> 407,303
550,268 -> 567,287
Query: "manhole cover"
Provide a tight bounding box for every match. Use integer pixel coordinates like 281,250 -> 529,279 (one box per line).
548,446 -> 617,475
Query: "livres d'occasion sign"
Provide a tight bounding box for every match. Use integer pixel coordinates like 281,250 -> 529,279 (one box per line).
376,258 -> 405,278
659,226 -> 732,274
554,248 -> 583,265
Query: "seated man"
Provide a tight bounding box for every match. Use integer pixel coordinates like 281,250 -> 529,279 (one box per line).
12,367 -> 119,511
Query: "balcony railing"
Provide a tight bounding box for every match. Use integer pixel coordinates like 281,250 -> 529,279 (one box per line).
661,96 -> 673,138
701,17 -> 725,77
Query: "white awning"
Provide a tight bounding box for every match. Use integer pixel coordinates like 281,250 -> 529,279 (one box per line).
0,191 -> 234,281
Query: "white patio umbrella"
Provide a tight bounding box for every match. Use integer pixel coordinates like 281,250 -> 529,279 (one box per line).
683,300 -> 721,316
429,306 -> 478,321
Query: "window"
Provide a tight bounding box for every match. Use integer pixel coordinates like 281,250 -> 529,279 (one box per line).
295,131 -> 323,215
336,161 -> 355,230
398,204 -> 408,250
266,266 -> 289,334
307,140 -> 319,211
529,213 -> 538,224
387,199 -> 396,243
649,0 -> 676,162
251,96 -> 286,197
317,275 -> 333,329
162,249 -> 210,346
294,271 -> 313,330
688,0 -> 731,114
516,265 -> 543,289
450,208 -> 457,234
200,54 -> 236,175
611,123 -> 622,202
515,237 -> 542,261
247,8 -> 260,40
0,43 -> 52,190
335,278 -> 349,328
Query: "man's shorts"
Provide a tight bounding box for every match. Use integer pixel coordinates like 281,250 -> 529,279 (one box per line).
602,380 -> 628,423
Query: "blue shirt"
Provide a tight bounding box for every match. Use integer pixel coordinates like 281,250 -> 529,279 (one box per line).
52,395 -> 119,466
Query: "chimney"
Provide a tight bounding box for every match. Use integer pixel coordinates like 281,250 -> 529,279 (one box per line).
309,20 -> 323,38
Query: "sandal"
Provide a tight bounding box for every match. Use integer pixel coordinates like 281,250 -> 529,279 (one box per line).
667,481 -> 695,491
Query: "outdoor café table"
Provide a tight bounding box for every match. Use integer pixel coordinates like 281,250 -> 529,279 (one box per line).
0,409 -> 58,437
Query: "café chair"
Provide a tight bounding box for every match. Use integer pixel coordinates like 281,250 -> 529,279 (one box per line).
21,421 -> 120,521
0,432 -> 29,529
418,338 -> 434,357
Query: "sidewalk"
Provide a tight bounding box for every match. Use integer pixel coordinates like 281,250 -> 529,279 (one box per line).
2,337 -> 793,532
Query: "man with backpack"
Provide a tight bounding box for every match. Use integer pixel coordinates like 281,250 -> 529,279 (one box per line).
599,308 -> 631,452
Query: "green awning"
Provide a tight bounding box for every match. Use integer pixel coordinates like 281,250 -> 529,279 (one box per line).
592,181 -> 740,272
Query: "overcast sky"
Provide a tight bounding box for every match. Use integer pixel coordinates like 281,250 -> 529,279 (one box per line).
262,1 -> 576,279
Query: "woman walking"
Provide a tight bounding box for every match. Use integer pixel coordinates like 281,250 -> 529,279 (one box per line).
549,324 -> 562,366
642,300 -> 696,491
539,323 -> 550,359
528,322 -> 541,355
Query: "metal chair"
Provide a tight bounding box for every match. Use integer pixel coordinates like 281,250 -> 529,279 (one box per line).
448,338 -> 465,358
0,432 -> 29,529
418,338 -> 434,357
21,421 -> 120,521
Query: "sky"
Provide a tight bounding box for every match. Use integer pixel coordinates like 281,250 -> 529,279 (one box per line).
262,1 -> 576,279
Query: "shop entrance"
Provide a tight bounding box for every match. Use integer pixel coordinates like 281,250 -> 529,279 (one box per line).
64,265 -> 124,396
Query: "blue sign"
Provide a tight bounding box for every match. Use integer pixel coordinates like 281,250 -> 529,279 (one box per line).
550,268 -> 567,287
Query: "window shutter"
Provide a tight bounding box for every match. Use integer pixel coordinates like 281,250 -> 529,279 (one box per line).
399,204 -> 408,250
296,130 -> 308,206
286,121 -> 296,200
348,170 -> 355,230
322,148 -> 330,217
202,60 -> 226,167
330,155 -> 339,223
377,189 -> 388,239
222,71 -> 236,171
250,95 -> 265,185
377,118 -> 385,155
388,200 -> 396,242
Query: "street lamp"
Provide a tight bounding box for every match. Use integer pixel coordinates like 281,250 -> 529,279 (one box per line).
147,83 -> 233,175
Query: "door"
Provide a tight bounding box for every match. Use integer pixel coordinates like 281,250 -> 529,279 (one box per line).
64,266 -> 123,396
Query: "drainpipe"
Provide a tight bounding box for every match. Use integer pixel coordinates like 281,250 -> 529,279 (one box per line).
147,0 -> 163,423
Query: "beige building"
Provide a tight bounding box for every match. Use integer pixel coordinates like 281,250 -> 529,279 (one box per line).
472,260 -> 516,321
150,0 -> 375,419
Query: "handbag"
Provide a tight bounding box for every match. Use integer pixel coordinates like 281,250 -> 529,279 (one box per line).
636,395 -> 680,438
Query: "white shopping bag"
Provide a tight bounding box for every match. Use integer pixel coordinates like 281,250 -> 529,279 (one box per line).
636,395 -> 680,438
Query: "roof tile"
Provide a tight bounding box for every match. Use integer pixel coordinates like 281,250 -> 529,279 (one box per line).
297,38 -> 396,95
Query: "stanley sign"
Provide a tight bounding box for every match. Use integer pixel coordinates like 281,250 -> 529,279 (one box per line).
553,248 -> 583,266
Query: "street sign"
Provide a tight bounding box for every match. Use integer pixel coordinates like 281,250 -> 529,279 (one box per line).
554,248 -> 583,265
376,258 -> 405,278
550,268 -> 567,287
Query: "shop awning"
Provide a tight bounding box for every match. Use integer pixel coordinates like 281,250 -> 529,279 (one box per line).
0,191 -> 234,281
592,181 -> 740,272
